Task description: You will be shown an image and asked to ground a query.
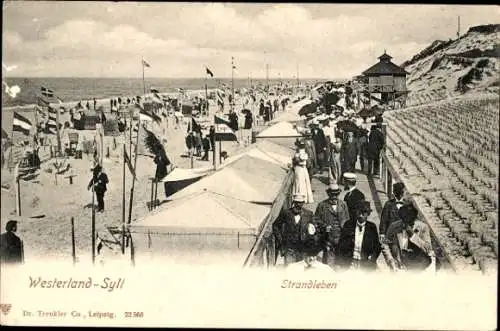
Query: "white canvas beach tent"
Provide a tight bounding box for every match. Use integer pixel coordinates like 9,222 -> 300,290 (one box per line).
168,158 -> 286,204
129,190 -> 270,265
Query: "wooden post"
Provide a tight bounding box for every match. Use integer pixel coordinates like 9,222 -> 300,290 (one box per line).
127,121 -> 141,225
121,143 -> 126,254
15,175 -> 21,217
219,139 -> 222,165
71,217 -> 76,265
154,180 -> 158,209
237,232 -> 240,249
130,233 -> 135,267
190,154 -> 194,169
56,105 -> 62,155
149,178 -> 154,211
91,179 -> 96,265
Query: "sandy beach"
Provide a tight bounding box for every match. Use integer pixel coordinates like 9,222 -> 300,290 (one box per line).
1,92 -> 264,264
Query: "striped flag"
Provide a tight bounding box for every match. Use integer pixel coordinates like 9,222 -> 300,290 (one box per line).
37,96 -> 50,107
216,89 -> 225,106
40,86 -> 54,98
12,112 -> 32,135
214,115 -> 237,141
139,109 -> 161,123
142,59 -> 151,68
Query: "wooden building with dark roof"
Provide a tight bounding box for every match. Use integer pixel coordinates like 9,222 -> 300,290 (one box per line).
360,51 -> 409,107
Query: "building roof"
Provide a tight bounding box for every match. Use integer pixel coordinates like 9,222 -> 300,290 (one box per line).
362,52 -> 409,76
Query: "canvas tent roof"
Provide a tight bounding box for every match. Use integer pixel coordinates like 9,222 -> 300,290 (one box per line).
160,165 -> 214,182
132,191 -> 269,234
224,154 -> 287,183
169,165 -> 283,204
256,121 -> 302,138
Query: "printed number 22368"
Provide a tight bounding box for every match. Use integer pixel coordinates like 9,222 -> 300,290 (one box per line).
125,312 -> 144,318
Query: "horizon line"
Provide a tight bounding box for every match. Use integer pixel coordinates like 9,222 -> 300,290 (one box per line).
5,76 -> 352,80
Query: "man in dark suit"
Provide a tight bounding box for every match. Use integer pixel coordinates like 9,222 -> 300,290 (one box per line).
367,123 -> 385,177
87,165 -> 109,212
310,120 -> 328,170
314,183 -> 350,268
337,200 -> 381,271
0,220 -> 24,264
341,131 -> 358,173
379,182 -> 406,239
343,173 -> 366,223
201,135 -> 210,161
273,194 -> 321,266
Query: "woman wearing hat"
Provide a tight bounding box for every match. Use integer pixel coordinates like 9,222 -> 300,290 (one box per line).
314,183 -> 350,268
292,150 -> 314,204
337,200 -> 381,271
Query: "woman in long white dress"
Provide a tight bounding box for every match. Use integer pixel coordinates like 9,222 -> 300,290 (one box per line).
292,151 -> 314,204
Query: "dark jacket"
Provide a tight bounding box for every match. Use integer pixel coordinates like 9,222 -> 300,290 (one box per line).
0,231 -> 24,264
88,172 -> 109,194
244,113 -> 253,130
343,188 -> 366,223
367,127 -> 385,158
185,134 -> 195,149
273,208 -> 321,256
314,199 -> 350,247
311,128 -> 328,152
228,113 -> 239,132
380,198 -> 403,235
341,139 -> 358,166
337,220 -> 381,270
202,137 -> 210,151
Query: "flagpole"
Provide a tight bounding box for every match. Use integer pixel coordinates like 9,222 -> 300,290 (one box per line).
231,57 -> 235,112
127,120 -> 141,225
121,143 -> 126,254
55,103 -> 61,155
142,57 -> 146,95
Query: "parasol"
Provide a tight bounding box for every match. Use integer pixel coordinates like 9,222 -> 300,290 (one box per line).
241,108 -> 252,115
298,103 -> 317,116
336,120 -> 359,133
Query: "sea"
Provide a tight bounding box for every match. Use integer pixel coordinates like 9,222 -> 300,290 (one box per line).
2,77 -> 328,109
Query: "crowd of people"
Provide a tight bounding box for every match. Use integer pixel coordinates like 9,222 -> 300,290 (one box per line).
271,84 -> 436,273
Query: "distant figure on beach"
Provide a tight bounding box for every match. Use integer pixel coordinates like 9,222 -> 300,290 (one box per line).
202,135 -> 210,161
87,164 -> 109,213
93,98 -> 97,110
0,220 -> 24,264
209,126 -> 215,151
86,101 -> 90,110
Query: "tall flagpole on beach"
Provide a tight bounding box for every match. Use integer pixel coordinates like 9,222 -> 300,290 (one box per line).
204,66 -> 209,118
142,57 -> 146,95
231,57 -> 235,112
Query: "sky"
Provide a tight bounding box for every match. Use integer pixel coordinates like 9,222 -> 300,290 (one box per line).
2,2 -> 498,79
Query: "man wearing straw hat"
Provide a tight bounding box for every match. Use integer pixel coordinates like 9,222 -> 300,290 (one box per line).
273,194 -> 318,266
314,183 -> 350,268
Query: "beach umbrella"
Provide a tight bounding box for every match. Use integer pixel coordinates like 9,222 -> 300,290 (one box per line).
298,103 -> 317,116
336,120 -> 359,133
241,108 -> 252,115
